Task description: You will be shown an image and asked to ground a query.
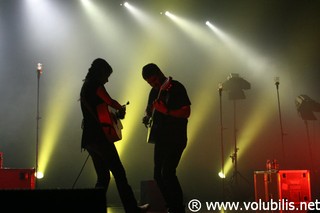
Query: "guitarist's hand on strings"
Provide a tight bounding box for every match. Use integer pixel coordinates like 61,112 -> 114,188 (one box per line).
117,106 -> 126,119
116,101 -> 129,120
142,115 -> 150,128
153,99 -> 169,115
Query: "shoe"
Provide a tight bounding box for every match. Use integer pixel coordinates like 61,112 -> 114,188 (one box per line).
138,203 -> 150,213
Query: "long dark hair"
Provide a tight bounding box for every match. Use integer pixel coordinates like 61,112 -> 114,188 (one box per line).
84,58 -> 113,83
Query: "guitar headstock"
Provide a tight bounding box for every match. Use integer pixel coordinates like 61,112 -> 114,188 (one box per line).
123,101 -> 130,106
161,76 -> 172,91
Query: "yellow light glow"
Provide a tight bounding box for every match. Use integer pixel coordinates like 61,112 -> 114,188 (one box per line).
114,80 -> 151,155
39,87 -> 72,175
205,21 -> 277,176
22,0 -> 78,179
223,91 -> 277,175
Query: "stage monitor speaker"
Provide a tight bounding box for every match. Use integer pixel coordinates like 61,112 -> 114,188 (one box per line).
140,180 -> 166,212
0,188 -> 106,213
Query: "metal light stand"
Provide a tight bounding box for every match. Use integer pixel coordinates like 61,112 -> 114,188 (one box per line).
222,74 -> 250,188
231,99 -> 239,185
35,63 -> 42,188
274,77 -> 286,166
218,83 -> 225,201
229,98 -> 250,186
295,95 -> 320,173
295,94 -> 320,199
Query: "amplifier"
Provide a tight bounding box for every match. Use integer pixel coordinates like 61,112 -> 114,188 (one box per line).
254,170 -> 311,203
0,168 -> 35,189
254,170 -> 311,213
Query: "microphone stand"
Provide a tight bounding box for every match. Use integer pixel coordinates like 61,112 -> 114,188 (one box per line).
218,83 -> 225,201
274,77 -> 286,166
35,63 -> 42,188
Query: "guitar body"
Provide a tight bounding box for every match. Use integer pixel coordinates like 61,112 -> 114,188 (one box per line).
146,117 -> 156,144
146,77 -> 172,144
96,103 -> 123,143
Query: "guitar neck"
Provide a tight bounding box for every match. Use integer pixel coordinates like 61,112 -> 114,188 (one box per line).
149,77 -> 172,120
150,87 -> 163,117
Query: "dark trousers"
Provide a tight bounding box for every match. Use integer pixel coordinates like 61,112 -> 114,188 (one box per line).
86,142 -> 140,213
154,140 -> 186,213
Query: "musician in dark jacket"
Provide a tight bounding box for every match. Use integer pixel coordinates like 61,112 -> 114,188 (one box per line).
142,63 -> 191,213
80,58 -> 149,213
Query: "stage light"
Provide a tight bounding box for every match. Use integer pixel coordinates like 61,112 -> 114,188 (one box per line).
218,171 -> 226,179
295,95 -> 320,173
36,171 -> 44,179
123,2 -> 134,11
222,73 -> 251,100
295,95 -> 320,121
165,11 -> 175,19
165,11 -> 170,15
206,21 -> 223,36
122,1 -> 149,24
221,73 -> 251,183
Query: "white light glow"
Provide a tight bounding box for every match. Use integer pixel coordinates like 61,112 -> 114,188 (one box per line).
81,0 -> 91,7
218,171 -> 226,179
36,171 -> 44,179
165,11 -> 174,18
123,1 -> 150,23
206,21 -> 270,73
123,2 -> 133,10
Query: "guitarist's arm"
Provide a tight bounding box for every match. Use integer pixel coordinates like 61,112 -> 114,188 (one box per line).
153,100 -> 191,118
167,105 -> 190,118
96,86 -> 122,110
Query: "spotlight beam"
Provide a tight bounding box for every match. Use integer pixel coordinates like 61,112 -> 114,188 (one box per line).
206,21 -> 269,73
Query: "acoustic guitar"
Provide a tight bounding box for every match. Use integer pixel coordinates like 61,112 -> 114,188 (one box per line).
96,102 -> 128,143
146,77 -> 172,144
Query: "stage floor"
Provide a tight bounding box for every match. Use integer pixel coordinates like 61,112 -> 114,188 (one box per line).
106,206 -> 257,213
106,205 -> 311,213
107,207 -> 165,213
